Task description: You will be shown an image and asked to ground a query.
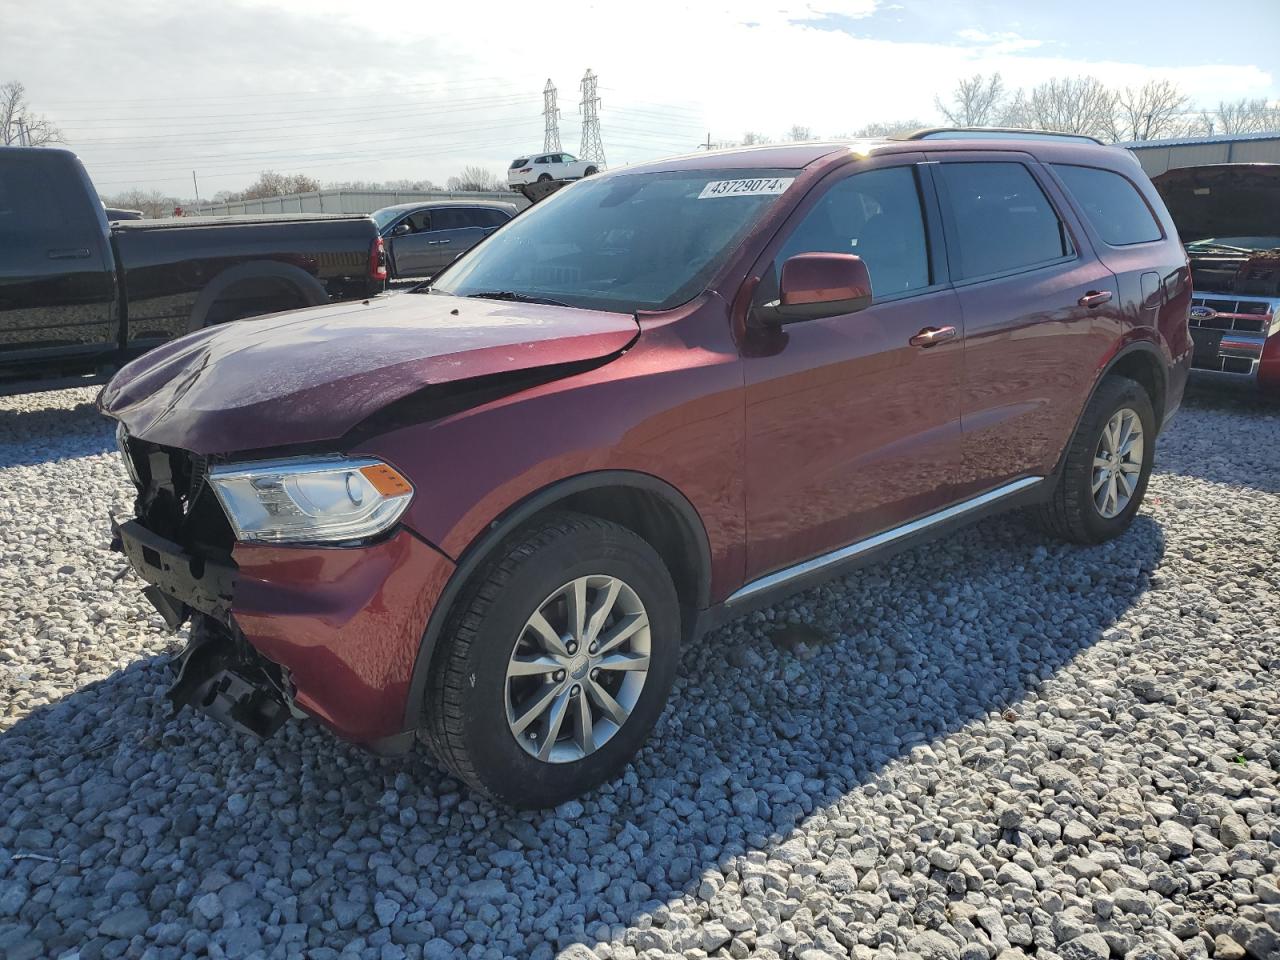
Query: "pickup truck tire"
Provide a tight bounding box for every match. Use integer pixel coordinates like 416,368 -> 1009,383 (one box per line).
188,262 -> 328,331
1034,375 -> 1155,544
421,512 -> 680,809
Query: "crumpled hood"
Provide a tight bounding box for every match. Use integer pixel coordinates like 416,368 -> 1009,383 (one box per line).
1152,163 -> 1280,242
99,293 -> 638,454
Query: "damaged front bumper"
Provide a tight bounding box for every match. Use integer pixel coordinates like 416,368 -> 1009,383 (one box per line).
111,514 -> 456,752
112,517 -> 292,739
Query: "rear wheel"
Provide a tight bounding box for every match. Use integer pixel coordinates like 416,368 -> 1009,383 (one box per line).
1034,375 -> 1155,543
537,173 -> 552,183
421,513 -> 680,808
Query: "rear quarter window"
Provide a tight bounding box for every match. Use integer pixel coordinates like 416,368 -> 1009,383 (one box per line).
1052,164 -> 1163,246
933,161 -> 1073,280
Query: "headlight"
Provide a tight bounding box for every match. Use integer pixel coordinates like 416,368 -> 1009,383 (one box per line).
115,421 -> 141,487
209,457 -> 413,544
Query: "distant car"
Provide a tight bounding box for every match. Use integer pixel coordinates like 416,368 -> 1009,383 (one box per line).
507,152 -> 601,189
103,206 -> 143,221
372,201 -> 518,279
1151,163 -> 1280,396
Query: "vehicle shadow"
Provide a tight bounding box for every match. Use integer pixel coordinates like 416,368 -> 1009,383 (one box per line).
0,394 -> 113,468
1157,386 -> 1280,493
0,511 -> 1165,958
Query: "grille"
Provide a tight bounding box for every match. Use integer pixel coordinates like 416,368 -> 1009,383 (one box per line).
187,454 -> 209,504
1189,296 -> 1271,333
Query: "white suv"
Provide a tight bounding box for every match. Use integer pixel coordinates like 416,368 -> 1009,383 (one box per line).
507,152 -> 601,188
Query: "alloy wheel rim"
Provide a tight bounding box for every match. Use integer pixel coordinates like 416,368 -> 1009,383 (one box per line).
505,575 -> 650,763
1092,407 -> 1144,519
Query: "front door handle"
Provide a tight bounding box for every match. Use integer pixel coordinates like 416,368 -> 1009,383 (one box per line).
425,239 -> 452,245
909,325 -> 958,348
48,248 -> 91,260
1078,290 -> 1113,308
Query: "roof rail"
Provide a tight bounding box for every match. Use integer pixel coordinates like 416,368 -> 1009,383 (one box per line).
904,127 -> 1105,146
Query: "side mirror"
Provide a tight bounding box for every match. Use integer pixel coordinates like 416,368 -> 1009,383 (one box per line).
391,223 -> 413,237
753,252 -> 873,326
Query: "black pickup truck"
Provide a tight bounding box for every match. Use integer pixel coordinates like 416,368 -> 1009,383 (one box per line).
0,147 -> 387,393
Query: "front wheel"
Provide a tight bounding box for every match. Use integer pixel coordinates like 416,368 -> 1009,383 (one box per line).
583,166 -> 598,177
1034,375 -> 1155,544
420,513 -> 680,808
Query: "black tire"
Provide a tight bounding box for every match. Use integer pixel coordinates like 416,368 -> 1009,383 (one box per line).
1034,375 -> 1155,544
420,512 -> 680,808
537,173 -> 552,183
583,166 -> 598,177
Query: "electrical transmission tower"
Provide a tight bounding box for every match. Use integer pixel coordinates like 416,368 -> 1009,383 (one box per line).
578,69 -> 606,165
542,79 -> 561,153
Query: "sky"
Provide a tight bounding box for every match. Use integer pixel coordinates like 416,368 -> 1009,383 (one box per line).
2,0 -> 1278,200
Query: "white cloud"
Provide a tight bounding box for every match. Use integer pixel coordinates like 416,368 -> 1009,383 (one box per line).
955,28 -> 1044,54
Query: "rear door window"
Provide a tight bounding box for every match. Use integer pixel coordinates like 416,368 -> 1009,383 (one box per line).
933,161 -> 1073,280
1051,164 -> 1163,245
476,208 -> 510,228
433,209 -> 476,230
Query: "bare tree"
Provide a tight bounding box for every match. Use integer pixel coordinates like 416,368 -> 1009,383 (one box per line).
787,124 -> 813,142
101,189 -> 183,219
1192,97 -> 1280,136
0,81 -> 62,146
741,131 -> 771,146
935,73 -> 1006,127
1007,76 -> 1116,138
446,166 -> 502,192
1109,80 -> 1190,141
852,119 -> 928,137
327,178 -> 442,191
219,171 -> 321,202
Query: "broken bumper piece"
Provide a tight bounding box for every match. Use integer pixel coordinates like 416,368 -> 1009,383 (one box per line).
111,517 -> 290,740
166,618 -> 290,739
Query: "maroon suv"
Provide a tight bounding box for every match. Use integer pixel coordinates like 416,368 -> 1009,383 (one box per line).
100,130 -> 1191,808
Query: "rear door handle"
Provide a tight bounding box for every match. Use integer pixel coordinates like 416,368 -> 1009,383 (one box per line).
48,248 -> 91,260
1078,290 -> 1113,308
909,325 -> 958,348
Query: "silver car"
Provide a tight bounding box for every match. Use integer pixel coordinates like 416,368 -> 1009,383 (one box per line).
373,200 -> 518,279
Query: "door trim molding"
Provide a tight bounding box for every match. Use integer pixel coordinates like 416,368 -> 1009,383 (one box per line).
725,476 -> 1044,605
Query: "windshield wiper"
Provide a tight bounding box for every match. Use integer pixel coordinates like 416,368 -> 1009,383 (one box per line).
465,290 -> 572,307
1185,240 -> 1259,255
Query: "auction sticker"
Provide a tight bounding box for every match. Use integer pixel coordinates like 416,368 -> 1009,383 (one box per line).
698,177 -> 794,199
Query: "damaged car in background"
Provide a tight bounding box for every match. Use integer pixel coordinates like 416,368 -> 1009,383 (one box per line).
100,131 -> 1190,807
1153,162 -> 1280,395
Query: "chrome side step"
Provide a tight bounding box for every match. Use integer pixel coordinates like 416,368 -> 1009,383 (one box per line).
725,476 -> 1044,605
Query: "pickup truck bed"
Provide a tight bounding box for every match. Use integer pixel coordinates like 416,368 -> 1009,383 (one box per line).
0,148 -> 387,392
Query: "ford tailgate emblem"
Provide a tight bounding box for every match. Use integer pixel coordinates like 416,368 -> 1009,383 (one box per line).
1190,305 -> 1218,321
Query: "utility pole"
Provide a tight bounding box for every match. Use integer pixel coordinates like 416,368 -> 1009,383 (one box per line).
192,170 -> 201,202
578,69 -> 606,165
542,79 -> 562,153
16,118 -> 28,147
697,133 -> 713,150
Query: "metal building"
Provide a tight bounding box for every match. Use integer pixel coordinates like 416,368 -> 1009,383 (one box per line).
1122,131 -> 1280,177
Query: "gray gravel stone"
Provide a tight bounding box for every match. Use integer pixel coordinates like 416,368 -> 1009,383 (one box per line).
0,387 -> 1277,960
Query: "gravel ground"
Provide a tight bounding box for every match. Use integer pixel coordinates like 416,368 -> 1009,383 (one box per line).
0,385 -> 1277,960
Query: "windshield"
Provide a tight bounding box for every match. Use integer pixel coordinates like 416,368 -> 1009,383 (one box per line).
1184,236 -> 1280,253
429,168 -> 797,312
372,207 -> 405,231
